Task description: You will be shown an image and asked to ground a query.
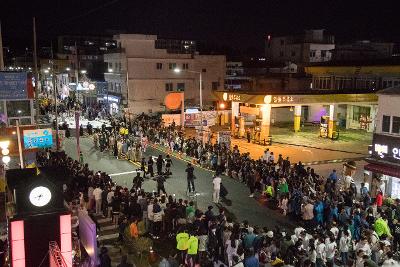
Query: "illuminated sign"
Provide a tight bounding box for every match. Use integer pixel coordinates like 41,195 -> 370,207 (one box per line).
23,128 -> 53,149
272,96 -> 294,104
372,134 -> 400,163
223,92 -> 241,101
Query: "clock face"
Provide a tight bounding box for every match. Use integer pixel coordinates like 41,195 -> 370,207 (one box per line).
29,186 -> 52,207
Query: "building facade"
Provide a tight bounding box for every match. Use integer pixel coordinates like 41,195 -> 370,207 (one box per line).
265,29 -> 335,65
304,62 -> 400,132
104,34 -> 226,114
365,87 -> 400,199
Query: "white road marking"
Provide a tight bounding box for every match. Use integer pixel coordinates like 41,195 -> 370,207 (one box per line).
109,170 -> 143,177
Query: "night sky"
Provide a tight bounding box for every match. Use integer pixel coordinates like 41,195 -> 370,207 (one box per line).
1,0 -> 400,53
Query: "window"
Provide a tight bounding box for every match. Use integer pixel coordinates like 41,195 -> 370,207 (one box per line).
182,63 -> 189,70
392,116 -> 400,134
291,51 -> 296,57
280,39 -> 284,45
212,82 -> 219,90
321,50 -> 327,58
108,62 -> 113,69
165,83 -> 173,91
352,106 -> 370,121
168,63 -> 176,70
382,115 -> 391,133
202,68 -> 207,73
177,83 -> 185,91
156,63 -> 163,70
279,51 -> 284,57
310,50 -> 316,58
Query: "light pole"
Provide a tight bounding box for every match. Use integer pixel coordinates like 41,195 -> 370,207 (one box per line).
174,68 -> 203,143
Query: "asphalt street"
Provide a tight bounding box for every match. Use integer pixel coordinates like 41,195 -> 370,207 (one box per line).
63,137 -> 296,230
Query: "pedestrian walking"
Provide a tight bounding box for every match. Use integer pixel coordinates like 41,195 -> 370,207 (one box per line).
185,163 -> 195,193
212,173 -> 222,203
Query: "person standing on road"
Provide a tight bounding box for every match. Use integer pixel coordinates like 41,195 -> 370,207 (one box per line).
156,155 -> 164,175
165,154 -> 172,175
156,175 -> 167,195
93,186 -> 103,215
186,163 -> 195,193
212,173 -> 222,204
147,156 -> 154,177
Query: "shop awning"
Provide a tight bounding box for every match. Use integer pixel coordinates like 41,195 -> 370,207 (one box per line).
364,163 -> 400,178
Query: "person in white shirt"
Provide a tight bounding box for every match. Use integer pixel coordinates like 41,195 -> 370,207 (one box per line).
316,237 -> 326,267
92,186 -> 103,215
330,223 -> 339,241
325,236 -> 337,266
262,149 -> 270,162
339,231 -> 351,266
355,237 -> 371,257
106,189 -> 115,218
212,174 -> 222,203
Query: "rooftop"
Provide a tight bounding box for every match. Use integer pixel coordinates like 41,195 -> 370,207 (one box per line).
377,86 -> 400,95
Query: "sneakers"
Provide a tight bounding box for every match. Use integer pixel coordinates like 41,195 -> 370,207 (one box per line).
249,194 -> 254,197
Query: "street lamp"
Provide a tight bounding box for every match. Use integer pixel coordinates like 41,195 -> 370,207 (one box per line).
80,70 -> 87,74
66,67 -> 71,71
0,141 -> 10,165
174,67 -> 203,143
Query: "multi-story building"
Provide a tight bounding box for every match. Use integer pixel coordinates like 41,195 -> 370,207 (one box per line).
365,86 -> 400,199
104,34 -> 226,114
57,35 -> 117,81
225,61 -> 253,91
265,29 -> 335,65
332,40 -> 394,62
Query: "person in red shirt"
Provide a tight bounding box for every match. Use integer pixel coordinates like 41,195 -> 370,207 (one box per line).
375,191 -> 383,207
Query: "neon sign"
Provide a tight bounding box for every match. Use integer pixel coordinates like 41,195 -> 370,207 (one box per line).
272,96 -> 294,103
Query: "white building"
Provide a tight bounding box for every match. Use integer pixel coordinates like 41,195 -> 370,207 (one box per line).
104,34 -> 226,114
265,29 -> 335,65
365,86 -> 400,199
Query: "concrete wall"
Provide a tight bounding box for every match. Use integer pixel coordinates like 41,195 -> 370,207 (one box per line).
376,94 -> 400,134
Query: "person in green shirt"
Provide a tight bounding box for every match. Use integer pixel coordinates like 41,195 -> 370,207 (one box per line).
186,201 -> 195,218
176,231 -> 189,265
186,233 -> 199,266
374,216 -> 392,238
176,231 -> 189,251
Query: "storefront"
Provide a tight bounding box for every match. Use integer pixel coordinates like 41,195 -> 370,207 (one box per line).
213,91 -> 378,141
365,133 -> 400,199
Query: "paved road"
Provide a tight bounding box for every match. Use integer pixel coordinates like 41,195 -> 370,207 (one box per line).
64,137 -> 368,231
64,137 -> 296,230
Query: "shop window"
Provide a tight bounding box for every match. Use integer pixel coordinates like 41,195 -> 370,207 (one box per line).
382,115 -> 391,133
392,116 -> 400,134
6,100 -> 31,117
352,106 -> 370,121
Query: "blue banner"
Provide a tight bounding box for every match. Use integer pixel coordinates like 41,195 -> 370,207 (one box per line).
23,128 -> 53,149
0,72 -> 28,100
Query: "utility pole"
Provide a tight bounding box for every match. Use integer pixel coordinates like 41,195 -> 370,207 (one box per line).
74,42 -> 79,105
51,43 -> 59,150
33,17 -> 39,123
0,21 -> 4,70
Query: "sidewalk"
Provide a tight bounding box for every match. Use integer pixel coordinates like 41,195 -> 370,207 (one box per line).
184,127 -> 367,165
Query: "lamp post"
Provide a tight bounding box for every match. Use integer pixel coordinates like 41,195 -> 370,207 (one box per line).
174,68 -> 203,143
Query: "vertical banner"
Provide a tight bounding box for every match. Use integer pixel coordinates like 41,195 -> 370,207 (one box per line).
75,111 -> 80,159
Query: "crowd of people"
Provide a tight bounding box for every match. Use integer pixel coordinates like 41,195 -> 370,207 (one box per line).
46,112 -> 400,267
